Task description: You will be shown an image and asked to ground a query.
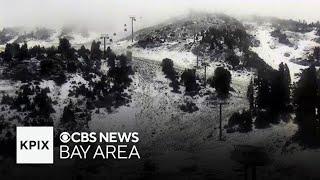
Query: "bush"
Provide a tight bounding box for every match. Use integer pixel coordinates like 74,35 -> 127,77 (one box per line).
209,67 -> 231,97
11,64 -> 34,82
242,51 -> 272,71
59,101 -> 91,131
54,72 -> 67,86
312,47 -> 320,61
161,58 -> 174,77
67,60 -> 78,73
30,89 -> 55,119
61,103 -> 76,125
1,95 -> 14,105
90,40 -> 102,60
181,69 -> 199,95
254,110 -> 273,129
226,53 -> 240,68
40,59 -> 58,75
161,58 -> 180,92
137,36 -> 163,49
58,38 -> 75,59
106,47 -> 116,68
78,45 -> 90,60
270,29 -> 292,46
179,100 -> 199,113
226,110 -> 252,133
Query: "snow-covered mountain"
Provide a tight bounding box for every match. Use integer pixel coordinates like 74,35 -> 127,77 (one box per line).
245,19 -> 320,82
1,13 -> 320,179
0,26 -> 100,49
113,13 -> 320,82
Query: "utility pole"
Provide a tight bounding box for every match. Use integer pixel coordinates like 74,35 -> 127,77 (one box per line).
130,16 -> 136,42
100,33 -> 117,58
193,21 -> 197,44
197,46 -> 201,68
218,102 -> 228,141
194,47 -> 200,69
100,34 -> 108,58
197,54 -> 199,67
202,62 -> 209,86
219,103 -> 222,141
193,28 -> 196,43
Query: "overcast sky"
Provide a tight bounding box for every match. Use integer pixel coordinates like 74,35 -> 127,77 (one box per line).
1,0 -> 320,32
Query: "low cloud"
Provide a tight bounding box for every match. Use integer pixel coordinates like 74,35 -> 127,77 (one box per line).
0,0 -> 319,32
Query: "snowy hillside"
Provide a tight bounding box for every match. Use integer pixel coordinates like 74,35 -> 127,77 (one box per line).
247,22 -> 320,81
111,13 -> 260,93
1,13 -> 320,179
0,26 -> 100,49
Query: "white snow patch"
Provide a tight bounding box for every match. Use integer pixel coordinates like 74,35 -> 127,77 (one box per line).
249,23 -> 320,82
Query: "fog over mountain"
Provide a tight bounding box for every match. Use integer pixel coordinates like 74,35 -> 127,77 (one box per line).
1,0 -> 320,33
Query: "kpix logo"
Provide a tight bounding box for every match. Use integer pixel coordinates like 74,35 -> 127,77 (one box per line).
16,127 -> 54,164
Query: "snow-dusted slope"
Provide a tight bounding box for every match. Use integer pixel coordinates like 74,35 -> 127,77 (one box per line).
26,31 -> 100,48
248,23 -> 320,81
2,15 -> 320,179
0,27 -> 100,49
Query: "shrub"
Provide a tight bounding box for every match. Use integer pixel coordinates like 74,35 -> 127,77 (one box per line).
179,100 -> 199,113
181,69 -> 199,95
226,110 -> 252,133
226,53 -> 240,68
209,67 -> 231,97
161,58 -> 180,92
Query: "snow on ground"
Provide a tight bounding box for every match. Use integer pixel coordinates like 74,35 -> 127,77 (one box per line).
26,31 -> 100,48
131,48 -> 196,70
0,36 -> 19,50
89,54 -> 250,154
113,40 -> 253,94
39,74 -> 88,125
98,28 -> 320,178
1,23 -> 320,178
0,30 -> 100,49
248,23 -> 320,82
112,40 -> 198,69
86,55 -> 319,178
0,80 -> 21,96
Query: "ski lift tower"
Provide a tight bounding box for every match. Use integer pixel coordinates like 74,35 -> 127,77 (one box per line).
193,21 -> 198,44
100,34 -> 109,58
202,62 -> 209,86
130,16 -> 137,42
217,99 -> 229,141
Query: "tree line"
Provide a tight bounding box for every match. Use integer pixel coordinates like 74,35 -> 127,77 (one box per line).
0,38 -> 134,153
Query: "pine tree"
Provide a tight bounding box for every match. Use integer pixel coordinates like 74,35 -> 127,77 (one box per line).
78,45 -> 89,60
3,44 -> 13,62
90,40 -> 102,60
181,69 -> 199,95
256,69 -> 271,109
294,65 -> 320,143
58,38 -> 74,60
212,67 -> 232,97
19,42 -> 29,60
106,47 -> 116,69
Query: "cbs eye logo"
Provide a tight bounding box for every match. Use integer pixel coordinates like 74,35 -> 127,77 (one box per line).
59,132 -> 71,143
59,132 -> 97,143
